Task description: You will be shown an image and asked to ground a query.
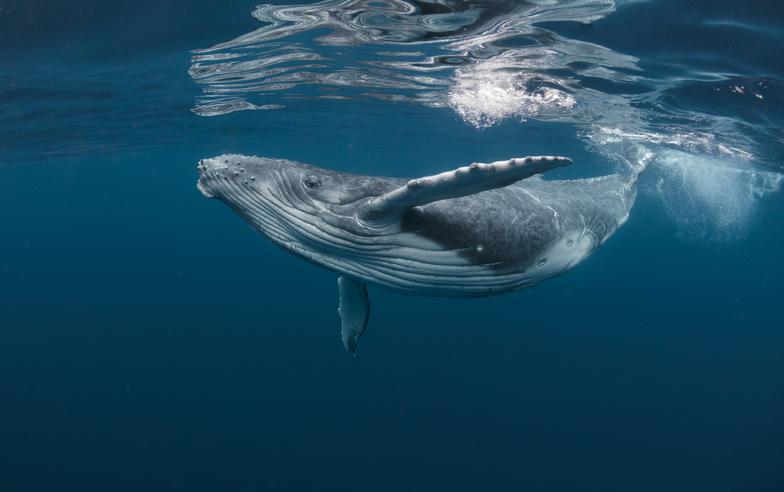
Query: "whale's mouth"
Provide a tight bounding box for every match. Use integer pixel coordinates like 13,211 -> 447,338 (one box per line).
197,181 -> 214,198
197,158 -> 214,198
197,174 -> 216,198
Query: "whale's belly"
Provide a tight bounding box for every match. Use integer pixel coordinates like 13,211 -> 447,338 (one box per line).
318,229 -> 595,298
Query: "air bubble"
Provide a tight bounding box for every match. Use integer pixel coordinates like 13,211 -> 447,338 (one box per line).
538,258 -> 547,267
566,239 -> 573,247
476,244 -> 484,253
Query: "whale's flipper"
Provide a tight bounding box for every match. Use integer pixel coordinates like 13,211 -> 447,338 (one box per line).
362,156 -> 572,220
338,276 -> 370,355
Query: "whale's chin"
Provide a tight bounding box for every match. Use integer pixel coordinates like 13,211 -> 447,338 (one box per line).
197,179 -> 216,198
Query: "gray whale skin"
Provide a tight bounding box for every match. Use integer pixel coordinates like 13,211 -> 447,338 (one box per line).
197,154 -> 635,353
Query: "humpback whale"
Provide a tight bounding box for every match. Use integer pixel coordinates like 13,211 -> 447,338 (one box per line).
197,154 -> 635,353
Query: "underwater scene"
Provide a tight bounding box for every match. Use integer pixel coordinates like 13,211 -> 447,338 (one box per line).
1,0 -> 783,490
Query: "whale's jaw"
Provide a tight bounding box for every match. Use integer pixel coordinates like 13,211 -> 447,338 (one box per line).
196,155 -> 302,248
197,177 -> 215,198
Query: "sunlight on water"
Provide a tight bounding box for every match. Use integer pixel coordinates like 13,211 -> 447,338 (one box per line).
189,0 -> 626,118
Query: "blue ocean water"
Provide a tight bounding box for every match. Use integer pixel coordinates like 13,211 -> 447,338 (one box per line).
1,0 -> 783,490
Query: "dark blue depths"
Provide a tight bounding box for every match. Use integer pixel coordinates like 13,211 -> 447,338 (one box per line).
1,1 -> 783,491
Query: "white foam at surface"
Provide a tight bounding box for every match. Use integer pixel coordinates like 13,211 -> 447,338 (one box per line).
447,63 -> 576,129
448,78 -> 576,129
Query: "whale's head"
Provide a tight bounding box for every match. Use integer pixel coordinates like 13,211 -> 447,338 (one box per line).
197,154 -> 401,259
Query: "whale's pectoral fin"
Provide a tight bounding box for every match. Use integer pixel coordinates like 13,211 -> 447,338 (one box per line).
362,155 -> 572,220
338,276 -> 370,355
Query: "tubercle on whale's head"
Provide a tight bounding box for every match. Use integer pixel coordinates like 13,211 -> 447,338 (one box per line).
197,155 -> 261,199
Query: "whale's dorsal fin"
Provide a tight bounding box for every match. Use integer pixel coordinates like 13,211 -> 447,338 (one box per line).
362,156 -> 571,220
338,276 -> 370,355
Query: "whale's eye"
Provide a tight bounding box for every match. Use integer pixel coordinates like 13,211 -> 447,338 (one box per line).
304,175 -> 321,189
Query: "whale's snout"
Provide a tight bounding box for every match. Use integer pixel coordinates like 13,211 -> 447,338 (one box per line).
197,154 -> 282,202
197,155 -> 249,199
